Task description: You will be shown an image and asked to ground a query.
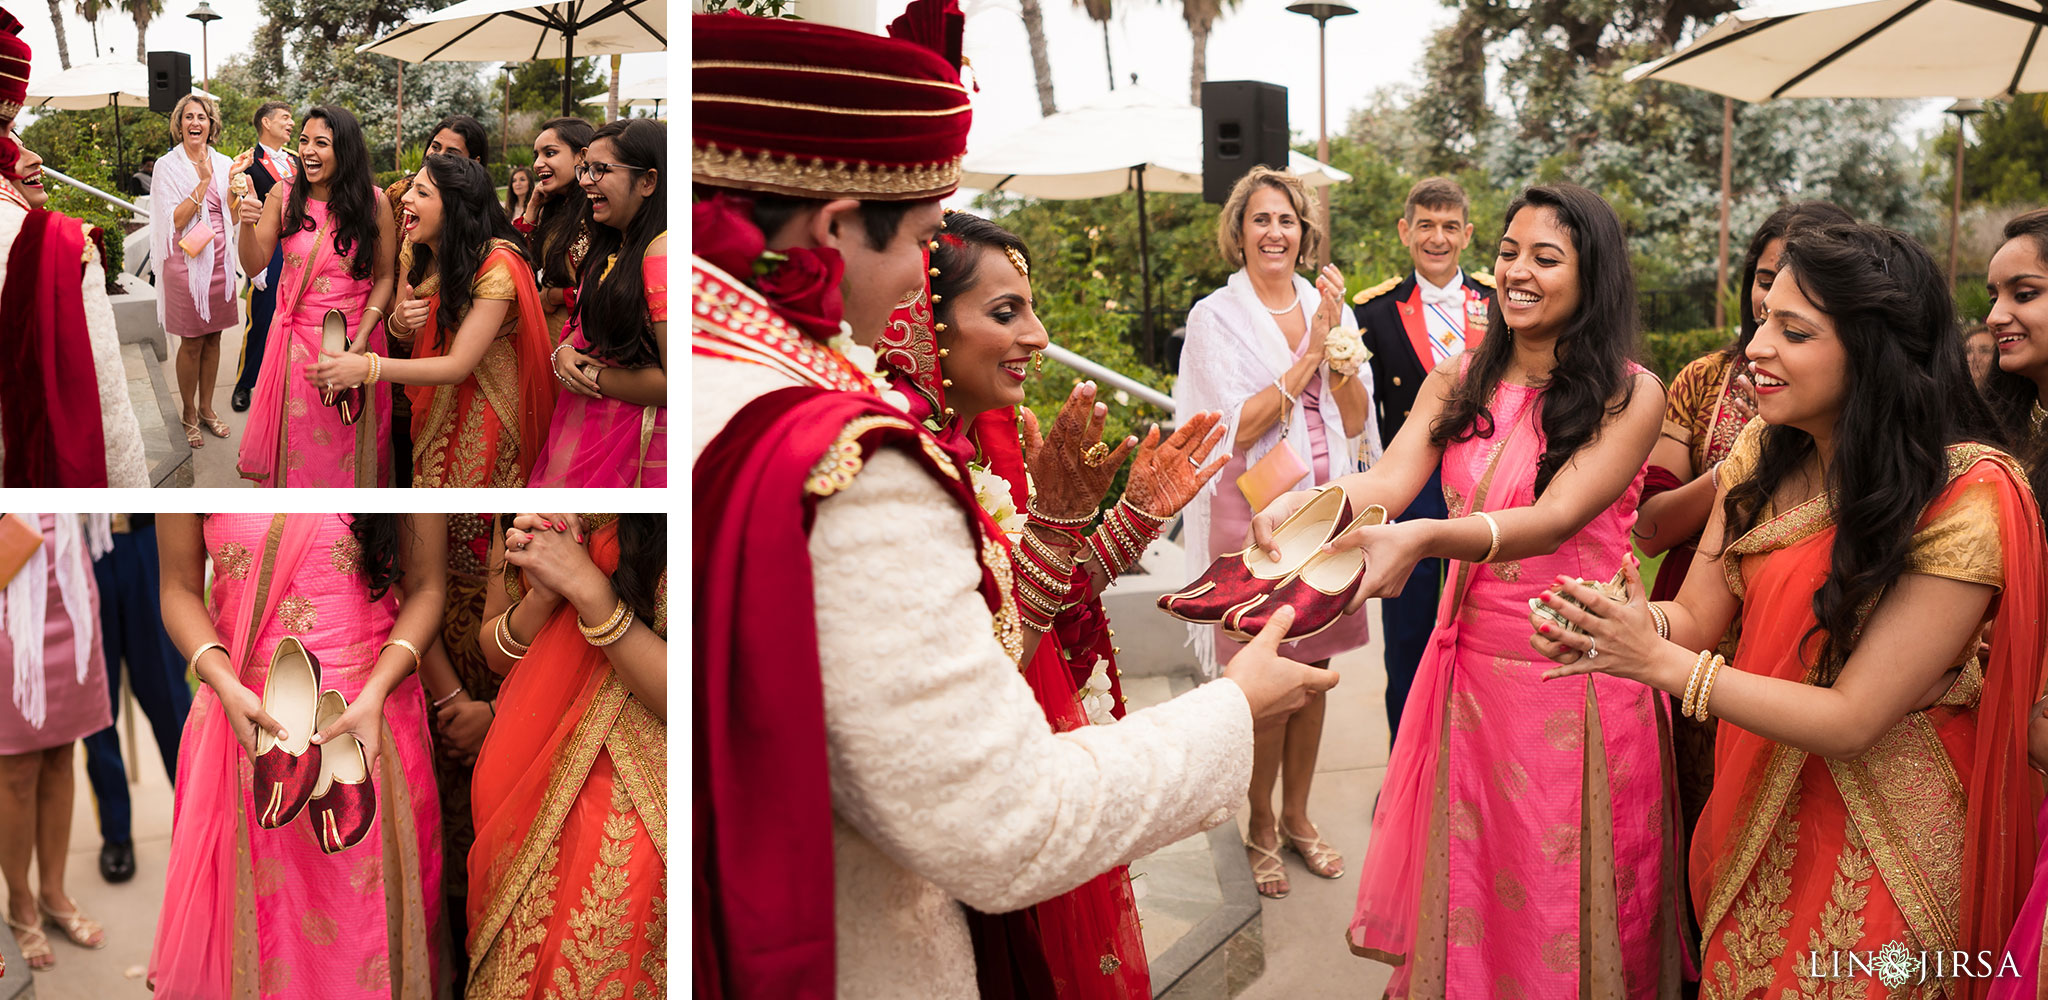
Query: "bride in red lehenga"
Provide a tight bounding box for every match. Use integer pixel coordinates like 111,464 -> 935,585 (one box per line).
876,211 -> 1231,997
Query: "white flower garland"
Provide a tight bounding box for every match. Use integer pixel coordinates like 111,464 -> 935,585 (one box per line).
967,462 -> 1025,536
1079,662 -> 1115,725
827,323 -> 914,415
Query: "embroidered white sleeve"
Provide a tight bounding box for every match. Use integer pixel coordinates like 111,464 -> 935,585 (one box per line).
812,447 -> 1254,913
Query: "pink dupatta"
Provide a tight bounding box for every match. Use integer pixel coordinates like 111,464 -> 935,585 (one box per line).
149,515 -> 319,999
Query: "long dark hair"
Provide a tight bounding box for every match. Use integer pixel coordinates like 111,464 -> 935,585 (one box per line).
1719,223 -> 2003,683
505,166 -> 536,217
281,106 -> 380,282
927,211 -> 1031,319
577,118 -> 665,369
1984,209 -> 2048,504
1733,201 -> 1856,356
346,514 -> 405,601
404,154 -> 531,350
1430,183 -> 1641,497
613,514 -> 666,635
532,116 -> 595,292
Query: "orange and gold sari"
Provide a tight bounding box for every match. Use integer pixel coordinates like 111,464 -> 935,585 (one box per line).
404,239 -> 558,488
1693,426 -> 2047,1000
465,518 -> 666,999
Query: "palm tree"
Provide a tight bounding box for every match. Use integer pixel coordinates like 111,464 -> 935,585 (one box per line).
76,0 -> 107,58
44,0 -> 73,69
122,0 -> 161,64
1175,0 -> 1238,106
1020,0 -> 1056,116
1075,0 -> 1113,90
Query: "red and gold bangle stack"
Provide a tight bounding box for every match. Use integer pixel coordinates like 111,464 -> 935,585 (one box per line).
1088,499 -> 1167,581
1016,503 -> 1089,632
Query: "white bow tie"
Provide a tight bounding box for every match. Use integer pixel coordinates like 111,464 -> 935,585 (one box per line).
1420,281 -> 1462,312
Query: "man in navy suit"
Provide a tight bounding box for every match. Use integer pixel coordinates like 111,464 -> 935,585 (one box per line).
1350,177 -> 1494,742
231,101 -> 295,412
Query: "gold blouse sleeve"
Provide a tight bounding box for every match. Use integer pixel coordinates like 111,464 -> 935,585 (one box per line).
471,258 -> 518,301
1904,476 -> 2004,589
651,569 -> 667,638
1661,354 -> 1716,445
1717,416 -> 1767,489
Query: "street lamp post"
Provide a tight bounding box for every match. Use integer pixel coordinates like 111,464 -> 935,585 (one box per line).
1286,1 -> 1356,272
186,1 -> 220,93
1946,98 -> 1985,280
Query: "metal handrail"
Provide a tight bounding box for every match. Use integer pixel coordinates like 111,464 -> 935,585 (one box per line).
42,166 -> 146,216
1043,344 -> 1175,413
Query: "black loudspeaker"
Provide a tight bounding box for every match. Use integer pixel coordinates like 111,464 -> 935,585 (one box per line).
147,51 -> 191,113
1201,80 -> 1289,205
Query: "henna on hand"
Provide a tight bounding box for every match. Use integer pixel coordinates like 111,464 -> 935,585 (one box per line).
1023,381 -> 1137,520
1120,411 -> 1231,519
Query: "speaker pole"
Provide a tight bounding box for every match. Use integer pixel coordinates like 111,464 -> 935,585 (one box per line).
112,96 -> 124,190
1135,164 -> 1153,363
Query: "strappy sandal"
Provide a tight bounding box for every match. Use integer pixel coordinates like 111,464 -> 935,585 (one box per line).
1282,821 -> 1345,880
182,416 -> 204,448
6,913 -> 55,969
1245,828 -> 1291,899
200,411 -> 232,439
39,899 -> 105,950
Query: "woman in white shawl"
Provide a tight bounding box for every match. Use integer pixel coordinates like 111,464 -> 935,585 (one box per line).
0,514 -> 112,970
1173,166 -> 1378,900
151,93 -> 239,450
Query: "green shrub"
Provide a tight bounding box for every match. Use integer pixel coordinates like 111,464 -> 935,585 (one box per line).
1641,327 -> 1731,384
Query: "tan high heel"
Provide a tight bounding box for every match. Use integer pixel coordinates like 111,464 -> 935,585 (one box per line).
38,897 -> 104,949
6,912 -> 54,969
1281,821 -> 1345,880
1244,826 -> 1291,899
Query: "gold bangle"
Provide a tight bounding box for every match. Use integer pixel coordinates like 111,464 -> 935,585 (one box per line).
492,613 -> 528,660
363,306 -> 386,324
365,352 -> 382,387
1472,511 -> 1502,563
1694,654 -> 1726,722
578,598 -> 627,639
380,637 -> 422,669
1648,603 -> 1670,641
185,640 -> 229,678
1680,648 -> 1710,719
588,606 -> 635,647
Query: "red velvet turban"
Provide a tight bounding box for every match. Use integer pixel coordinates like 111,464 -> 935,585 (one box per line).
0,10 -> 29,177
692,0 -> 972,201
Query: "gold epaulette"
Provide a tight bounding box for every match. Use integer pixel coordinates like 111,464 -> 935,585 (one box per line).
1469,270 -> 1496,289
1351,276 -> 1402,306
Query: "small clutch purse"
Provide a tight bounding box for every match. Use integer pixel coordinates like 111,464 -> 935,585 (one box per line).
178,222 -> 214,258
1237,433 -> 1310,513
0,514 -> 45,589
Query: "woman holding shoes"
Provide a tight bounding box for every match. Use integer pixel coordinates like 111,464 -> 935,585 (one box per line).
233,105 -> 397,488
1173,166 -> 1374,899
1528,223 -> 2047,997
308,154 -> 556,488
1246,183 -> 1671,995
467,513 -> 665,997
150,513 -> 449,1000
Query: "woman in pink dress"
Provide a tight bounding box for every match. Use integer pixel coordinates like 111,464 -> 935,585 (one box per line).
1174,166 -> 1376,898
1251,184 -> 1675,996
531,118 -> 666,488
0,514 -> 112,970
151,93 -> 239,450
232,105 -> 397,488
150,513 -> 447,1000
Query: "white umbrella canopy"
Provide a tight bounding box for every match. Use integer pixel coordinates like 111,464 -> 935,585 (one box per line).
358,0 -> 666,114
959,85 -> 1351,197
580,75 -> 667,108
1625,0 -> 2048,101
25,60 -> 217,110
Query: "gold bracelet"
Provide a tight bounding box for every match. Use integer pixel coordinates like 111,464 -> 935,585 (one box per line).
1648,603 -> 1670,641
1680,648 -> 1711,719
578,598 -> 627,639
1694,654 -> 1726,722
380,637 -> 422,669
363,306 -> 386,325
588,607 -> 635,647
365,352 -> 382,387
492,613 -> 528,660
185,641 -> 229,678
1472,511 -> 1502,563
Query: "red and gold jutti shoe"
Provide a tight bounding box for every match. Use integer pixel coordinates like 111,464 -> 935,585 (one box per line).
1158,484 -> 1352,625
307,690 -> 376,854
1222,505 -> 1388,642
251,637 -> 323,829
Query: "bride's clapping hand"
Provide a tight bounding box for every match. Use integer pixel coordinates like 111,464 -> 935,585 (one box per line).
1527,558 -> 1661,681
1021,381 -> 1137,518
1119,411 -> 1230,519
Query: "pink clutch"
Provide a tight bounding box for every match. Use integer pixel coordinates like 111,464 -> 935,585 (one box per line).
1237,437 -> 1309,512
178,223 -> 214,258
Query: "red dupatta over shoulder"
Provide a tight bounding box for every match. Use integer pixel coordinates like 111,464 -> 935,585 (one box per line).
0,207 -> 107,486
1692,444 -> 2047,1000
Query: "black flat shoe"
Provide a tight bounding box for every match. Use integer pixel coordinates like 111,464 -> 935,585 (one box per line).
99,840 -> 135,884
231,387 -> 251,412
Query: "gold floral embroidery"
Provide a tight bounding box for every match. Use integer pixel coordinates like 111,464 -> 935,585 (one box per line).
1447,906 -> 1481,947
356,952 -> 392,992
447,390 -> 493,488
288,396 -> 308,419
1449,690 -> 1482,733
543,782 -> 638,1000
1490,560 -> 1523,582
1701,744 -> 1808,941
215,541 -> 253,580
1539,823 -> 1579,866
1443,483 -> 1468,519
311,425 -> 333,447
252,856 -> 284,896
1492,759 -> 1530,801
982,537 -> 1023,666
329,535 -> 362,576
1789,821 -> 1873,1000
633,883 -> 667,999
299,907 -> 339,947
1494,869 -> 1527,910
1539,930 -> 1577,974
314,275 -> 333,294
1448,800 -> 1481,841
1098,954 -> 1121,976
1825,715 -> 1965,958
469,844 -> 561,999
650,571 -> 667,638
278,595 -> 317,633
805,415 -> 914,497
1704,784 -> 1800,1000
259,957 -> 291,994
289,342 -> 311,365
1542,709 -> 1584,752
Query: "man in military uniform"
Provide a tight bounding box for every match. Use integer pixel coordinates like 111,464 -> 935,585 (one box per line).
1350,176 -> 1494,741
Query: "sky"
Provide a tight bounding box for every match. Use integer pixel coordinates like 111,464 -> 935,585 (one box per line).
5,0 -> 668,115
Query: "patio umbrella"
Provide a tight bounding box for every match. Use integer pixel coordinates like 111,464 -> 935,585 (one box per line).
358,0 -> 666,116
960,86 -> 1353,357
1624,0 -> 2048,100
25,61 -> 220,194
581,74 -> 666,116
